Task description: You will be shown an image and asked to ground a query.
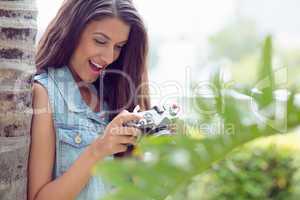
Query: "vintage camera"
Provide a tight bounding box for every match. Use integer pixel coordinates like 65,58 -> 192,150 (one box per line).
125,104 -> 180,136
115,104 -> 180,158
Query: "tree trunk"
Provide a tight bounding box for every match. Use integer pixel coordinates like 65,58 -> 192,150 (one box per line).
0,0 -> 37,199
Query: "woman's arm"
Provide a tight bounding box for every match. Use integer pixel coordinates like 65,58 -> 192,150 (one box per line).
28,83 -> 142,200
28,83 -> 103,200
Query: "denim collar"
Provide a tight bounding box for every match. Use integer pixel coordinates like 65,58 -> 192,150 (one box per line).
48,66 -> 107,124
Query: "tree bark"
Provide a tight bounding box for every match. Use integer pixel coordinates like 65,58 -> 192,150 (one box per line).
0,0 -> 37,199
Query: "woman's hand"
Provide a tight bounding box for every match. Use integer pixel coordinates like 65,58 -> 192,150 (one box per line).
89,110 -> 142,160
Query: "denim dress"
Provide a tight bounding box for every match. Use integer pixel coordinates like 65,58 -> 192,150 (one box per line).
33,65 -> 112,200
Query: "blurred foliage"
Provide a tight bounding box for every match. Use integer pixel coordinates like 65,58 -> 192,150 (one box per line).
94,36 -> 300,200
208,17 -> 300,87
287,90 -> 300,128
193,143 -> 299,200
281,48 -> 300,70
207,18 -> 262,85
279,48 -> 300,87
208,18 -> 260,62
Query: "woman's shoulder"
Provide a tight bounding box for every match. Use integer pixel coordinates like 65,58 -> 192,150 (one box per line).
32,69 -> 51,103
33,68 -> 49,81
33,66 -> 65,86
32,81 -> 51,108
32,68 -> 49,91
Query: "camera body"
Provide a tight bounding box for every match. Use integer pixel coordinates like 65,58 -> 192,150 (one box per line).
115,104 -> 180,158
125,104 -> 180,136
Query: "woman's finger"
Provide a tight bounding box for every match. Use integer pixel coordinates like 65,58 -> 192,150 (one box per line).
115,111 -> 143,125
120,127 -> 141,137
115,135 -> 137,145
115,144 -> 128,153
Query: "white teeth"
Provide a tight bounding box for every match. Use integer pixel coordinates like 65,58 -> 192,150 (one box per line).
90,60 -> 103,69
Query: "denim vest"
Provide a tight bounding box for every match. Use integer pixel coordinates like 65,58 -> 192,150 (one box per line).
33,66 -> 112,200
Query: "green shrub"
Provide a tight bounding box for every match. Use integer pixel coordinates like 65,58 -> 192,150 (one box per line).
190,144 -> 300,200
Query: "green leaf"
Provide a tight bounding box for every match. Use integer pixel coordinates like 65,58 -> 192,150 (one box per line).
255,35 -> 274,107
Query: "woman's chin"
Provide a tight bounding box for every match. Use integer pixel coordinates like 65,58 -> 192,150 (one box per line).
85,77 -> 98,84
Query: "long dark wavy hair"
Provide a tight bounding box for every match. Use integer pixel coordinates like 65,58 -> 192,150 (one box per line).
36,0 -> 150,120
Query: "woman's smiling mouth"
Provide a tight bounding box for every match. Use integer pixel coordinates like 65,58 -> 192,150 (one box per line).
89,59 -> 104,74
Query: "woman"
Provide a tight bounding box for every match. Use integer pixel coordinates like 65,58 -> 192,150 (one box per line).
28,0 -> 150,199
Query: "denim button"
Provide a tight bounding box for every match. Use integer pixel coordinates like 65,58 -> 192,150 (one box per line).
74,134 -> 82,144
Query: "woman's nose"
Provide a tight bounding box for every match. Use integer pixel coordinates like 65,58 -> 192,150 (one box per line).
101,46 -> 114,65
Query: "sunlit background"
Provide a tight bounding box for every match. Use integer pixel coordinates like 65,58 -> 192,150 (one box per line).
36,0 -> 300,117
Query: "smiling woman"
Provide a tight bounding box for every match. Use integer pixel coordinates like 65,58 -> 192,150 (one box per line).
28,0 -> 150,200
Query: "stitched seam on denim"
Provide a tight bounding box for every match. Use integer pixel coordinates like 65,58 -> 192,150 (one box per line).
56,123 -> 95,132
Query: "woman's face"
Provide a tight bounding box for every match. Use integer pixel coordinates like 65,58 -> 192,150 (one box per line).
69,17 -> 130,83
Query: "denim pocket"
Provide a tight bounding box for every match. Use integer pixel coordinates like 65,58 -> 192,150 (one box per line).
57,127 -> 98,174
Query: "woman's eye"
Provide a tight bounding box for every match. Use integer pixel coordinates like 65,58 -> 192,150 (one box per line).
94,39 -> 106,45
115,45 -> 123,50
